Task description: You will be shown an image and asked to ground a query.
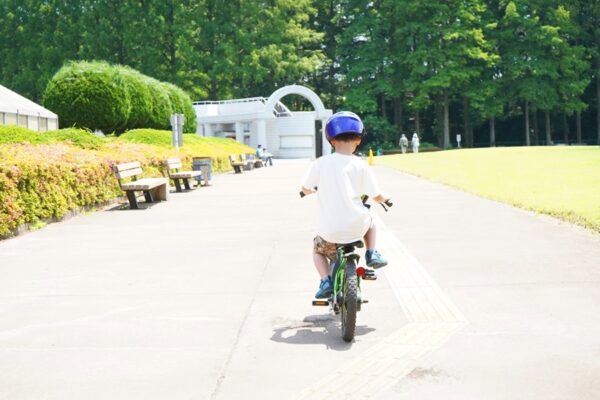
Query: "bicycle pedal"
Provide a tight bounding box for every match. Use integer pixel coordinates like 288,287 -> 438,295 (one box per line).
363,270 -> 377,280
312,300 -> 329,306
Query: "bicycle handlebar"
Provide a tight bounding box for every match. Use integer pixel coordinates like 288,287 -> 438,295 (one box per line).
300,189 -> 393,212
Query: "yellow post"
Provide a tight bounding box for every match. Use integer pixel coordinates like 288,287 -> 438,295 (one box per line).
368,148 -> 374,165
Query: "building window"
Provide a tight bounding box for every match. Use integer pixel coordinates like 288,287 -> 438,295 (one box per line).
5,113 -> 17,126
27,116 -> 39,131
39,117 -> 48,132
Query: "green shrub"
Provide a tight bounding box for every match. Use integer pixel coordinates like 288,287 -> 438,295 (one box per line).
45,128 -> 106,149
0,126 -> 105,149
0,126 -> 255,238
118,129 -> 174,147
118,66 -> 153,129
42,60 -> 197,134
0,143 -> 121,238
145,77 -> 173,130
0,125 -> 46,145
43,61 -> 131,133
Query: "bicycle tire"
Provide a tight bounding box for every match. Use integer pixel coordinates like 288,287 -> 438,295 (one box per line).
341,260 -> 358,342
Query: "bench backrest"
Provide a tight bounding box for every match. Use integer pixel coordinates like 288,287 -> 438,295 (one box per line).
165,158 -> 183,173
113,161 -> 143,187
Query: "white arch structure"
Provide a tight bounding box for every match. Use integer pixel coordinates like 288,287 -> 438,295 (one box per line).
262,85 -> 331,120
256,85 -> 332,156
194,84 -> 332,157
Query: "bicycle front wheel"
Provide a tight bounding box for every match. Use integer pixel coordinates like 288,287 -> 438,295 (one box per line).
341,260 -> 358,342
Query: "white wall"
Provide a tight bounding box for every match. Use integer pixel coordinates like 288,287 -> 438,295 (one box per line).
273,111 -> 316,158
0,112 -> 58,132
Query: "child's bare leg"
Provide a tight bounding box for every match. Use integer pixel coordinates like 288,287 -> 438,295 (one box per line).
313,251 -> 330,278
364,224 -> 377,251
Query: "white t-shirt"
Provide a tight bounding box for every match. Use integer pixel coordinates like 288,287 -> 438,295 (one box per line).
301,153 -> 381,244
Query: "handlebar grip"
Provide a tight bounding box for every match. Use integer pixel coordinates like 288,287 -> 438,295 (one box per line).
384,199 -> 393,207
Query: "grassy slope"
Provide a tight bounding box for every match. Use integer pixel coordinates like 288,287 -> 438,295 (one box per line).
377,146 -> 600,233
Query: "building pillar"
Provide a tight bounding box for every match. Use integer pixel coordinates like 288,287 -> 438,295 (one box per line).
321,119 -> 332,155
203,124 -> 213,137
257,119 -> 267,148
235,121 -> 244,144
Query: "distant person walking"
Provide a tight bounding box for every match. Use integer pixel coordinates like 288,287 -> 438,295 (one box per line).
399,134 -> 408,154
411,133 -> 420,153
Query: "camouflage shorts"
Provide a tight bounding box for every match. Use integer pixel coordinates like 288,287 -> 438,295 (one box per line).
313,235 -> 337,261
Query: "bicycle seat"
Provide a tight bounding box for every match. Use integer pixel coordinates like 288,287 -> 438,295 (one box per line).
338,240 -> 364,249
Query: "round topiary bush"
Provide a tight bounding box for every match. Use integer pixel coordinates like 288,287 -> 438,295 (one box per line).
118,66 -> 153,129
43,61 -> 131,133
145,77 -> 173,130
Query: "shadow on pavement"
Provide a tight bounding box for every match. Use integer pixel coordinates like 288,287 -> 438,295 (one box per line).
270,314 -> 376,350
106,201 -> 164,211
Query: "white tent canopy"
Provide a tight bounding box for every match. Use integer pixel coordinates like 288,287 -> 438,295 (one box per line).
0,84 -> 58,132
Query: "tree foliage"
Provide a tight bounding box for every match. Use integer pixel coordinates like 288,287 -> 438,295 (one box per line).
1,0 -> 598,145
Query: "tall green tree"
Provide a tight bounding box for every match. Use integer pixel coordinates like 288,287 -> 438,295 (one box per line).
573,0 -> 600,144
396,0 -> 495,148
498,1 -> 589,145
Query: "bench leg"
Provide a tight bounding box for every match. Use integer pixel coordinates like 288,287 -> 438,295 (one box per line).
144,190 -> 154,203
174,178 -> 182,192
126,191 -> 139,209
150,184 -> 168,201
183,178 -> 191,190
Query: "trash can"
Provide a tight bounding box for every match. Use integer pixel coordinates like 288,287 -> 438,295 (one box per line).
192,157 -> 212,186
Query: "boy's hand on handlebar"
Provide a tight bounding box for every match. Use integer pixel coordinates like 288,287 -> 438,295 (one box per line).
372,194 -> 391,205
299,186 -> 317,198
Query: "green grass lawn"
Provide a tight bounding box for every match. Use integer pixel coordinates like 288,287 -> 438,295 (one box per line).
377,146 -> 600,233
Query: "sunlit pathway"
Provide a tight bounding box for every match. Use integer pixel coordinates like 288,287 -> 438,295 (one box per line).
0,159 -> 599,399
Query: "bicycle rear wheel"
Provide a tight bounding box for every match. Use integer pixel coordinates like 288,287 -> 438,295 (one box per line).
341,260 -> 358,342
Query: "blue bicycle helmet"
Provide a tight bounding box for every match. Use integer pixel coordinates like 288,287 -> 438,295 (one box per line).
325,111 -> 365,141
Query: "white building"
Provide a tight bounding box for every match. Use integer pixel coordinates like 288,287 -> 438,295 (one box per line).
0,84 -> 58,132
193,85 -> 332,158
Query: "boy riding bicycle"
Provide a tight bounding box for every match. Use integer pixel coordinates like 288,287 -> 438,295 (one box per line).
301,111 -> 390,299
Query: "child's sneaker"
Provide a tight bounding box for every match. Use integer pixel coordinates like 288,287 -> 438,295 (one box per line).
366,250 -> 388,269
315,276 -> 333,299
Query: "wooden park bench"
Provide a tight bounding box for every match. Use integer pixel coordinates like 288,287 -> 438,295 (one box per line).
164,157 -> 203,192
229,154 -> 247,174
248,154 -> 265,168
229,153 -> 264,173
113,161 -> 169,209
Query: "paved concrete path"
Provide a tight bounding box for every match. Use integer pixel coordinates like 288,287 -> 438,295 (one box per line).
0,159 -> 599,399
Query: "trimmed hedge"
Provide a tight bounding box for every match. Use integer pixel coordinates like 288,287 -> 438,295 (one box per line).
118,129 -> 248,172
43,60 -> 197,133
145,77 -> 173,130
0,126 -> 254,238
118,66 -> 154,129
43,61 -> 131,132
0,125 -> 105,149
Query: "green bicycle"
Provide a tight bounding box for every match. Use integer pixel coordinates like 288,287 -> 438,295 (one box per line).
302,190 -> 392,342
313,239 -> 376,342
